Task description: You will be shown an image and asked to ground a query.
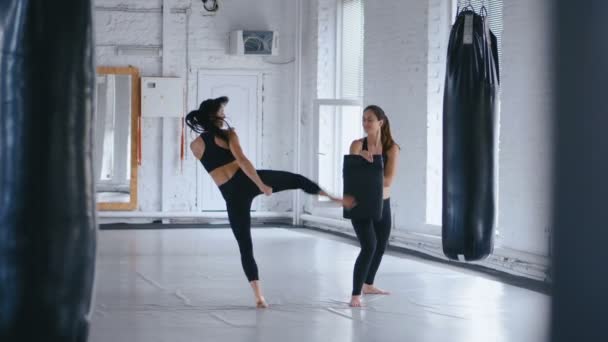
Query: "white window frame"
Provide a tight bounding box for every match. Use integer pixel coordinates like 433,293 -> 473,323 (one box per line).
312,98 -> 363,209
310,0 -> 364,213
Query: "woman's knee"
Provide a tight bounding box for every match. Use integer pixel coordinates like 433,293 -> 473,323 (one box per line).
360,241 -> 376,257
374,243 -> 387,256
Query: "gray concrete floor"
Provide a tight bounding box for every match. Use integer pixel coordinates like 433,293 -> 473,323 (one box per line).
90,228 -> 550,342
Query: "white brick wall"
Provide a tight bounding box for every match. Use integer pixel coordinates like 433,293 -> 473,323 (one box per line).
299,0 -> 319,202
498,0 -> 554,256
426,0 -> 451,226
364,0 -> 429,232
94,0 -> 298,213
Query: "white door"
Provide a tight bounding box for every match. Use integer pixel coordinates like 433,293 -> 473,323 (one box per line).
197,71 -> 261,211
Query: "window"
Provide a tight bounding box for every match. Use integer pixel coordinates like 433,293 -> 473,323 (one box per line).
314,0 -> 365,206
338,0 -> 364,100
316,100 -> 364,201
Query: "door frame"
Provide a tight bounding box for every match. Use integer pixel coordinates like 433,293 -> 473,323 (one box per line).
196,69 -> 264,211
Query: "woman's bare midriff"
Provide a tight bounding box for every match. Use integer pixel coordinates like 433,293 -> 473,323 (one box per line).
209,160 -> 240,187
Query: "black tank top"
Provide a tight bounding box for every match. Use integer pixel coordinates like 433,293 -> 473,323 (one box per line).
362,137 -> 388,168
199,132 -> 236,172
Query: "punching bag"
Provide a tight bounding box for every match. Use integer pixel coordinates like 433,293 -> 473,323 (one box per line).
343,155 -> 384,220
0,1 -> 97,341
442,8 -> 500,261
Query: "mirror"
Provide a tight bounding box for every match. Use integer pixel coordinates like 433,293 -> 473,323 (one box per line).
94,66 -> 140,211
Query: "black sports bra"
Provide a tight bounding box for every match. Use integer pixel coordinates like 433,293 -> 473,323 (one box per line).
362,137 -> 387,168
199,132 -> 236,172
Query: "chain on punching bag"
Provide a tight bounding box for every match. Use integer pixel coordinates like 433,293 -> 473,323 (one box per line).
442,8 -> 500,261
0,1 -> 97,340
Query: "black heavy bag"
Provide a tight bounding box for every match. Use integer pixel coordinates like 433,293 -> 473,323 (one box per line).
0,1 -> 97,341
343,155 -> 384,220
442,9 -> 500,261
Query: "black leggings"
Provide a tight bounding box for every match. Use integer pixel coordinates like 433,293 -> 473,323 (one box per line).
351,198 -> 392,296
219,168 -> 321,281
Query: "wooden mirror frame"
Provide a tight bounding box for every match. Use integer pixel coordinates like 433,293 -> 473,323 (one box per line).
96,66 -> 140,211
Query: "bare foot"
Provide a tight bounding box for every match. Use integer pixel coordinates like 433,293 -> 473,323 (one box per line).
250,280 -> 268,308
362,284 -> 390,295
349,295 -> 362,307
256,296 -> 268,308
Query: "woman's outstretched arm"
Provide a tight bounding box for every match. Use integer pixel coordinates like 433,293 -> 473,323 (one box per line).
228,130 -> 271,195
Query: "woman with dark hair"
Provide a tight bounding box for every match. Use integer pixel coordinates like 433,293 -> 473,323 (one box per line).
348,105 -> 400,307
187,96 -> 355,308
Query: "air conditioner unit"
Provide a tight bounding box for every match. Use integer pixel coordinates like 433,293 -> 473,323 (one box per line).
229,30 -> 279,56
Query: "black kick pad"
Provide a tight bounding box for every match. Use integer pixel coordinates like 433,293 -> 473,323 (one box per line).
343,155 -> 384,220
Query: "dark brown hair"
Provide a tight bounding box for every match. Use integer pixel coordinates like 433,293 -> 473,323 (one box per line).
364,105 -> 399,152
185,96 -> 232,143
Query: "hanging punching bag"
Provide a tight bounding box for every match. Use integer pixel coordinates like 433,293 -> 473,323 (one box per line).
343,155 -> 384,220
442,8 -> 500,261
0,1 -> 97,341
